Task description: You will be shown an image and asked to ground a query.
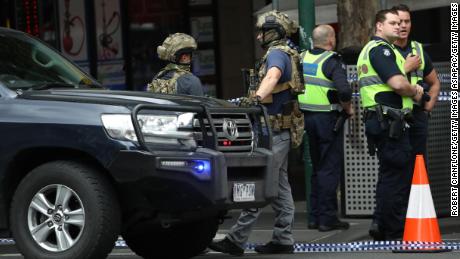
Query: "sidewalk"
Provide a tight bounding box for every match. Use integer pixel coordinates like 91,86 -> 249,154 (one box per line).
216,201 -> 460,244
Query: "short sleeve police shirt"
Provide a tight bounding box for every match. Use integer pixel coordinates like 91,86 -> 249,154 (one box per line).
394,42 -> 434,77
368,37 -> 403,83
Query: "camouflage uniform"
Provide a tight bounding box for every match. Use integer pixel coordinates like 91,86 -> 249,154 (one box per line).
210,10 -> 301,255
256,41 -> 304,148
147,64 -> 190,94
147,33 -> 204,96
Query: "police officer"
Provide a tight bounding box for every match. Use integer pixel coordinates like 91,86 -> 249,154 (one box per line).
357,9 -> 424,240
393,4 -> 441,158
208,10 -> 303,255
298,25 -> 353,232
369,4 -> 442,241
147,33 -> 204,96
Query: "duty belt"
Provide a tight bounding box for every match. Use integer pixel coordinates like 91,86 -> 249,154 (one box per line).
299,103 -> 341,112
364,104 -> 412,140
364,105 -> 411,116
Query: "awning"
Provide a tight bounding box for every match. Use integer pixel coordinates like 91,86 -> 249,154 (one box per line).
254,0 -> 452,25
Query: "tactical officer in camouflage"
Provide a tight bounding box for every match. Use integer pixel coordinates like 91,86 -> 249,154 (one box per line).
147,33 -> 204,96
209,10 -> 303,256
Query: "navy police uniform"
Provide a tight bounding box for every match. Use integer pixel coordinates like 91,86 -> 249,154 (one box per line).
395,42 -> 434,158
365,36 -> 414,239
300,48 -> 352,228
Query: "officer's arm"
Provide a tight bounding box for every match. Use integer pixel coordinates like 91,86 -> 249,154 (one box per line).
386,75 -> 423,102
370,47 -> 424,102
329,58 -> 354,116
423,69 -> 441,112
255,67 -> 282,100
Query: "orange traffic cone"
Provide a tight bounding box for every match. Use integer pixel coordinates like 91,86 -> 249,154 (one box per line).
395,155 -> 450,253
403,155 -> 441,242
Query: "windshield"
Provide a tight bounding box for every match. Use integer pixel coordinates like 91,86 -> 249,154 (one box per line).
0,31 -> 101,90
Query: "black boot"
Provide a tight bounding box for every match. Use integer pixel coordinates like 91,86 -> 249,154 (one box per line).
318,220 -> 350,232
369,221 -> 385,241
254,241 -> 294,254
208,237 -> 244,256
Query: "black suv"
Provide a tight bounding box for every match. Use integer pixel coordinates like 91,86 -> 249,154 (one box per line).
0,28 -> 276,259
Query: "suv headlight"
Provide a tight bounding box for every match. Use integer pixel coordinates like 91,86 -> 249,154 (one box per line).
101,113 -> 196,147
101,114 -> 138,142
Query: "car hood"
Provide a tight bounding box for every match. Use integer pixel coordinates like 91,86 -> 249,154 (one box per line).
18,89 -> 236,108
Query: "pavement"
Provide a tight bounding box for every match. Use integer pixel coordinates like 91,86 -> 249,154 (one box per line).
1,201 -> 458,258
215,201 -> 460,245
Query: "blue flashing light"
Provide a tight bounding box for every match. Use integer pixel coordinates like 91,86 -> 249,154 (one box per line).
195,163 -> 205,172
191,160 -> 211,180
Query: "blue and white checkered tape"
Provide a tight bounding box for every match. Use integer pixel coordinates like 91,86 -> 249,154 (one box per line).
2,238 -> 459,252
351,91 -> 453,101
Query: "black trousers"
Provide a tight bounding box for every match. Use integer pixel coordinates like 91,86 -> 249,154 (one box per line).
365,113 -> 413,239
304,111 -> 343,226
409,106 -> 429,158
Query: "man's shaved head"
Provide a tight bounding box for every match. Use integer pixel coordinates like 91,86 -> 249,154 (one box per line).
312,25 -> 336,49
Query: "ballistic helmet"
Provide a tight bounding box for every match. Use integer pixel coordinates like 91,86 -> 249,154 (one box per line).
157,33 -> 197,63
256,10 -> 298,37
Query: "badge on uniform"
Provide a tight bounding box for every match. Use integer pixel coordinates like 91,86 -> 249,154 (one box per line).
303,63 -> 318,76
383,48 -> 391,56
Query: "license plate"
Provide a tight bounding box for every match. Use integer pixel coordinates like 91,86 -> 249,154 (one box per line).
233,183 -> 255,202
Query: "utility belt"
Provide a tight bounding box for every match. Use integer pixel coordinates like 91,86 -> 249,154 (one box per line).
268,114 -> 292,131
364,105 -> 413,138
364,105 -> 413,156
265,100 -> 304,148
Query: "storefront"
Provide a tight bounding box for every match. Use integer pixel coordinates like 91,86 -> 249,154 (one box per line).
1,0 -> 222,94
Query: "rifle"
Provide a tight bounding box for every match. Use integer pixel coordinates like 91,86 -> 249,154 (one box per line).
241,68 -> 259,97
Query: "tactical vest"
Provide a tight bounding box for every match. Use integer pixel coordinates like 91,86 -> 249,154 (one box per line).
257,42 -> 304,103
256,41 -> 304,148
298,50 -> 339,112
147,64 -> 190,94
408,41 -> 425,85
357,40 -> 413,110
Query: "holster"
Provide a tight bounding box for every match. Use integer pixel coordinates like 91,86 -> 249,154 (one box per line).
372,105 -> 413,140
386,109 -> 404,139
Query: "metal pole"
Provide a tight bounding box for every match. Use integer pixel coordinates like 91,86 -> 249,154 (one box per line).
298,0 -> 315,51
272,0 -> 279,10
298,0 -> 315,224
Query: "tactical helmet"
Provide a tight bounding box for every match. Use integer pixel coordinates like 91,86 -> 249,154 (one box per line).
157,33 -> 197,63
256,10 -> 298,37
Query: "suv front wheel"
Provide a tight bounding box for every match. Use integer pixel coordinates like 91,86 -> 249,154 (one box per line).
123,217 -> 219,259
10,161 -> 120,259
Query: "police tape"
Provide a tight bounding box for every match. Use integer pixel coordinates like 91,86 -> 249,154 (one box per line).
247,241 -> 460,252
351,91 -> 452,101
2,238 -> 459,252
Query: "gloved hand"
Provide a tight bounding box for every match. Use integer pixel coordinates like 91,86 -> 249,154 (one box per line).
239,96 -> 261,107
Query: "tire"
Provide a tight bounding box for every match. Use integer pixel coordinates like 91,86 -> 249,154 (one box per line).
10,161 -> 121,259
122,217 -> 219,259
